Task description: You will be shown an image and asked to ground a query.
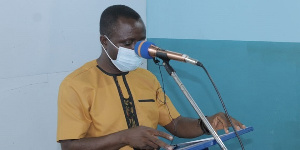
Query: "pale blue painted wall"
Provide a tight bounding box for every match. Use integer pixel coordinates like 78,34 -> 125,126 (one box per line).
147,1 -> 300,149
147,0 -> 300,43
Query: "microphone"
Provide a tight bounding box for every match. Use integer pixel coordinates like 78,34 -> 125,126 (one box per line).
134,41 -> 203,67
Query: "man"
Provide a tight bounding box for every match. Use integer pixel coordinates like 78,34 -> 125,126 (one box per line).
57,5 -> 245,150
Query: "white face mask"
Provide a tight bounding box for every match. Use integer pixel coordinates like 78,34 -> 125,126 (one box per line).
101,35 -> 143,72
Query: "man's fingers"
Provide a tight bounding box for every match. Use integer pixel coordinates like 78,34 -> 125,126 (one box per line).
223,127 -> 230,134
216,116 -> 230,134
208,113 -> 246,133
145,140 -> 160,149
154,130 -> 173,141
234,119 -> 247,129
222,115 -> 247,132
230,117 -> 246,130
234,125 -> 241,131
242,124 -> 246,129
148,136 -> 173,150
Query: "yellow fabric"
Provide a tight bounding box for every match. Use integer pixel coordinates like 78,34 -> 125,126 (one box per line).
57,60 -> 180,150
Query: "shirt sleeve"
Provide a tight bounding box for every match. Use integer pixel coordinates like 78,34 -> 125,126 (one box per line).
155,79 -> 181,126
57,79 -> 92,142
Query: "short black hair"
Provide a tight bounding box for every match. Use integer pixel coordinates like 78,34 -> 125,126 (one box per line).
100,5 -> 141,37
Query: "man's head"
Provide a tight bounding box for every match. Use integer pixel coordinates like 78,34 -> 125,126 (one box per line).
100,5 -> 143,38
98,5 -> 146,73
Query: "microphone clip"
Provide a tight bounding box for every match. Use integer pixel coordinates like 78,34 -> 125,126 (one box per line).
152,57 -> 160,64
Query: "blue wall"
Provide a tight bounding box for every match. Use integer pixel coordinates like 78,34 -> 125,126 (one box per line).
147,0 -> 300,43
147,38 -> 300,149
147,0 -> 300,149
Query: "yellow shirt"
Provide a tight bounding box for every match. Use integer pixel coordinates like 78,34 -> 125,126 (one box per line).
57,60 -> 180,149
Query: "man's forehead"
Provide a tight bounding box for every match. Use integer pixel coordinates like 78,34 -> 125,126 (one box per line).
116,17 -> 145,28
110,17 -> 146,38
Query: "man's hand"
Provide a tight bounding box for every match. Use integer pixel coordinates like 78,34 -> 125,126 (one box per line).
207,112 -> 246,134
121,126 -> 174,150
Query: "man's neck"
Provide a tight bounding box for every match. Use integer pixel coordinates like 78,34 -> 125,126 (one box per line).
96,55 -> 122,75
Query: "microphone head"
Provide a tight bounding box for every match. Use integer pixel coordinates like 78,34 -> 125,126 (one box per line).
134,41 -> 155,59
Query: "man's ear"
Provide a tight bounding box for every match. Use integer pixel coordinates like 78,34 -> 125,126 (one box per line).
100,35 -> 107,46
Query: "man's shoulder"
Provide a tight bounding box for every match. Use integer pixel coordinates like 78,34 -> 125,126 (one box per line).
134,67 -> 155,76
130,67 -> 158,81
62,60 -> 98,83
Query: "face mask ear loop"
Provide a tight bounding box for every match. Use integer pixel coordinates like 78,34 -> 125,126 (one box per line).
100,43 -> 114,60
104,35 -> 118,49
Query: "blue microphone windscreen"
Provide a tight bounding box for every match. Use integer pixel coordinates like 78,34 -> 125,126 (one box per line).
134,41 -> 155,59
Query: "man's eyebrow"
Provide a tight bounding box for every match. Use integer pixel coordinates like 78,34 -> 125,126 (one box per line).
118,38 -> 134,42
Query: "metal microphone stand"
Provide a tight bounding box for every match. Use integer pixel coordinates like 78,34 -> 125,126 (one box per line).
160,58 -> 228,150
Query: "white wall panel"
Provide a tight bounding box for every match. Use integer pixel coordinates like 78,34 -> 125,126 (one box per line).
0,0 -> 146,149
